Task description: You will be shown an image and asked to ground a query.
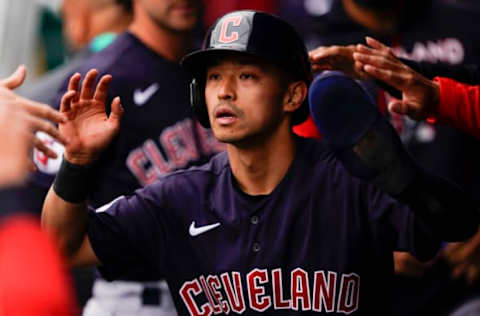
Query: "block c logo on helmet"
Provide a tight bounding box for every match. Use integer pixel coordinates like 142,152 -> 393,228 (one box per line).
218,16 -> 242,44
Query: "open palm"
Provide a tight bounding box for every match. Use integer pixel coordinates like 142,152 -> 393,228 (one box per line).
60,69 -> 123,165
353,37 -> 438,120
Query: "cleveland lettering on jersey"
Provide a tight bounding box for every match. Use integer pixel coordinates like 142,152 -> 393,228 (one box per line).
393,38 -> 465,65
179,268 -> 360,315
127,118 -> 225,185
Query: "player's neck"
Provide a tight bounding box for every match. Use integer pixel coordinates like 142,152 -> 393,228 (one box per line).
129,16 -> 191,63
227,126 -> 296,196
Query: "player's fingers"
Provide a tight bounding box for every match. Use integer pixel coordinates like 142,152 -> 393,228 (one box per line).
365,37 -> 395,56
0,65 -> 27,89
59,90 -> 77,115
67,73 -> 81,102
27,115 -> 67,145
309,46 -> 332,61
356,44 -> 393,60
390,100 -> 425,121
33,136 -> 58,159
354,61 -> 367,79
362,64 -> 407,89
310,45 -> 353,62
388,100 -> 409,116
21,99 -> 67,124
80,69 -> 98,100
311,64 -> 332,72
108,97 -> 123,130
93,74 -> 112,103
353,52 -> 402,72
466,265 -> 480,285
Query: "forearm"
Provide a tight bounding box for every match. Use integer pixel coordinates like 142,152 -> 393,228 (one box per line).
395,170 -> 479,242
375,59 -> 480,100
41,186 -> 89,258
401,58 -> 480,84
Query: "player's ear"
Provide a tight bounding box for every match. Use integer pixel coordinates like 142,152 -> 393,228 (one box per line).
282,81 -> 307,114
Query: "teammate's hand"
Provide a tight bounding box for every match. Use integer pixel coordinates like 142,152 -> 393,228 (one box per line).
60,69 -> 123,165
0,65 -> 69,159
0,105 -> 39,186
309,45 -> 368,79
353,37 -> 440,121
443,229 -> 480,285
393,251 -> 430,277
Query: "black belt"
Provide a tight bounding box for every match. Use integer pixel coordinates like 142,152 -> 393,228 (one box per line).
142,286 -> 162,306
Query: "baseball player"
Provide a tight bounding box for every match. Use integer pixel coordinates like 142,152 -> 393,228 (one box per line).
42,11 -> 479,315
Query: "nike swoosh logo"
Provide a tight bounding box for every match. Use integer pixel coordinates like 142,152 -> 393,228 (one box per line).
133,83 -> 159,106
189,221 -> 221,237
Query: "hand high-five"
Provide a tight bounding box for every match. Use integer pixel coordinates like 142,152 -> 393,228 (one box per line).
308,38 -> 440,121
309,44 -> 368,79
0,65 -> 69,158
60,69 -> 123,165
0,65 -> 75,186
353,37 -> 439,120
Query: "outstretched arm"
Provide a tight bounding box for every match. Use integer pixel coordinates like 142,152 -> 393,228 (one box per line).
42,69 -> 123,267
308,72 -> 479,242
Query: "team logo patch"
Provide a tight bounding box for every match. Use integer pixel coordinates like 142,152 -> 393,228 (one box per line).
218,16 -> 242,44
33,131 -> 64,174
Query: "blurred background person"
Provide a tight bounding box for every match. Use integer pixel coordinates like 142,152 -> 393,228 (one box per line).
22,0 -> 133,104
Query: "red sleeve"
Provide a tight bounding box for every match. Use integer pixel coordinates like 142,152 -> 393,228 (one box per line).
292,115 -> 322,140
431,77 -> 480,139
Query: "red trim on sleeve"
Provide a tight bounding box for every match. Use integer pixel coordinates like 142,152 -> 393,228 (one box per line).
293,115 -> 322,140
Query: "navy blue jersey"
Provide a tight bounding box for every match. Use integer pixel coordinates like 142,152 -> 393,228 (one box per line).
32,32 -> 224,208
88,137 -> 440,315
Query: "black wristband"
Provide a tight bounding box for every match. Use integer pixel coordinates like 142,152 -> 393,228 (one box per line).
53,157 -> 93,203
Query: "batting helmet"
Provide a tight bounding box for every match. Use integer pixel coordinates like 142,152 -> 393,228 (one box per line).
181,10 -> 313,128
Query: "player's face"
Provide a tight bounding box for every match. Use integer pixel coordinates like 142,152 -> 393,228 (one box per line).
139,0 -> 200,33
204,55 -> 289,144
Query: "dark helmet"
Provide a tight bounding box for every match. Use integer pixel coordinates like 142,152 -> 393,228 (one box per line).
181,10 -> 313,128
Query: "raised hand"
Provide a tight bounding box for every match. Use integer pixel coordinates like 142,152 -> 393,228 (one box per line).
0,65 -> 68,158
0,105 -> 39,186
60,69 -> 123,165
353,37 -> 439,120
443,230 -> 480,285
309,45 -> 368,79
